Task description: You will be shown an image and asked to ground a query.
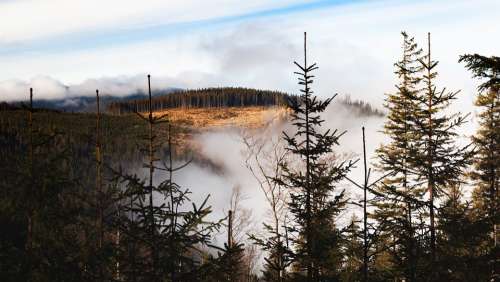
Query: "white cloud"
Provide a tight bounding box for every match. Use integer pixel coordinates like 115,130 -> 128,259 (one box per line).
0,0 -> 305,43
0,76 -> 67,101
0,0 -> 498,111
0,73 -> 218,101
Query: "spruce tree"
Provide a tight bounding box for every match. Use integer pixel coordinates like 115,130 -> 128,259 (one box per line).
114,75 -> 220,281
0,89 -> 89,281
373,31 -> 425,281
339,216 -> 363,282
437,185 -> 490,281
276,32 -> 354,281
459,53 -> 500,280
411,33 -> 473,278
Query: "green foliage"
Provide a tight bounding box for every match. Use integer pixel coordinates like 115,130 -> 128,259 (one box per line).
250,222 -> 292,282
373,31 -> 426,282
339,216 -> 363,282
0,106 -> 95,281
436,185 -> 491,281
112,78 -> 222,281
460,53 -> 500,281
201,242 -> 246,282
0,34 -> 498,282
275,33 -> 354,281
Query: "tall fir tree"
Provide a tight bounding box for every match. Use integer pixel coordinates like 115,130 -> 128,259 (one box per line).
373,31 -> 426,282
410,33 -> 473,279
459,53 -> 500,280
276,32 -> 354,281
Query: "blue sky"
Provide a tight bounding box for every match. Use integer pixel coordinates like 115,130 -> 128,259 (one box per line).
0,0 -> 499,104
0,0 -> 360,55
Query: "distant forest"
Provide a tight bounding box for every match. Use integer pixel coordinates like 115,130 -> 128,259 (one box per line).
106,87 -> 296,114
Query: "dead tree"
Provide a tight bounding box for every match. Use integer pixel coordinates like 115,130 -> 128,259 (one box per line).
26,88 -> 34,251
96,89 -> 103,249
242,132 -> 290,281
344,127 -> 395,282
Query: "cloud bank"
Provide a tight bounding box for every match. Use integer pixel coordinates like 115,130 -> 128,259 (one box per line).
1,0 -> 498,108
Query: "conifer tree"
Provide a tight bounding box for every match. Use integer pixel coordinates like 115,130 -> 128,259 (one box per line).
114,75 -> 220,281
0,89 -> 89,281
218,210 -> 247,281
459,53 -> 500,280
373,31 -> 425,281
339,216 -> 363,282
436,185 -> 490,281
87,89 -> 124,281
410,33 -> 473,277
276,32 -> 354,281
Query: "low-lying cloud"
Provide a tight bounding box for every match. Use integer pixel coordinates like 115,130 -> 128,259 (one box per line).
170,100 -> 386,245
0,74 -> 190,102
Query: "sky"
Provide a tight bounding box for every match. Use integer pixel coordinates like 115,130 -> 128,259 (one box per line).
0,0 -> 499,106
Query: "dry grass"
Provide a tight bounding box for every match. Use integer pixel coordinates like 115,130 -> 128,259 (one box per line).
143,106 -> 290,169
152,106 -> 290,130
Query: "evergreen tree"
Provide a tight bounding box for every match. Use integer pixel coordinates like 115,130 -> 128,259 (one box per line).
339,216 -> 363,282
459,53 -> 500,280
276,32 -> 354,281
114,75 -> 220,281
436,185 -> 490,281
411,33 -> 473,278
373,31 -> 425,282
250,220 -> 292,282
0,89 -> 90,281
200,242 -> 246,282
204,210 -> 247,282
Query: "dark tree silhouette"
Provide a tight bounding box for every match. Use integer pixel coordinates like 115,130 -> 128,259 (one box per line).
113,75 -> 221,282
372,31 -> 425,282
275,32 -> 355,281
410,33 -> 473,279
460,53 -> 500,280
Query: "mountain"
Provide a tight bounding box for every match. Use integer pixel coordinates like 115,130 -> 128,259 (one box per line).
2,88 -> 182,113
1,87 -> 384,118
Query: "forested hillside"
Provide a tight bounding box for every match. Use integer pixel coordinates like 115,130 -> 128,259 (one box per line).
106,87 -> 295,114
0,32 -> 498,282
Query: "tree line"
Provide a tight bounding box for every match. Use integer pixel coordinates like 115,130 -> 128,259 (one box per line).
0,31 -> 498,281
107,87 -> 296,115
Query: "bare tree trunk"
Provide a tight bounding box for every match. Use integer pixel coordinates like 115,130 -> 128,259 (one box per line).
228,210 -> 233,249
426,32 -> 436,263
167,123 -> 177,282
26,88 -> 34,251
96,89 -> 103,250
489,84 -> 498,280
362,127 -> 368,282
242,133 -> 288,281
302,31 -> 314,282
146,75 -> 158,279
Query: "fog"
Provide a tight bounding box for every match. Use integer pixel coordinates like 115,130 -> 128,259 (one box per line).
159,98 -> 387,249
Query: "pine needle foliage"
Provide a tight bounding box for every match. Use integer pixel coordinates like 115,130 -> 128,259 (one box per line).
373,31 -> 426,282
275,32 -> 355,281
113,75 -> 221,282
410,33 -> 473,278
459,53 -> 500,280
